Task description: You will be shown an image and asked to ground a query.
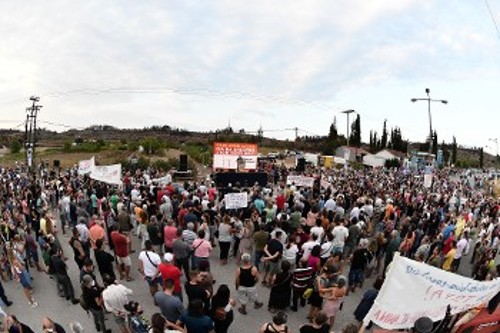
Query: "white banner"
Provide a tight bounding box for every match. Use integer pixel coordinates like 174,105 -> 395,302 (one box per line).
78,157 -> 95,175
90,164 -> 122,185
213,155 -> 257,170
286,175 -> 315,188
423,173 -> 433,188
364,254 -> 500,330
224,192 -> 248,209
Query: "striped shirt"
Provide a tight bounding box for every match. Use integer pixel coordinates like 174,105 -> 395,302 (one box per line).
292,267 -> 314,291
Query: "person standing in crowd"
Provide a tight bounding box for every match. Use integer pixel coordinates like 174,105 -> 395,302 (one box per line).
164,220 -> 178,253
322,275 -> 347,328
185,271 -> 211,312
76,217 -> 91,257
442,240 -> 457,272
94,238 -> 116,282
268,260 -> 292,313
354,276 -> 384,327
111,226 -> 134,281
299,312 -> 330,333
218,215 -> 232,265
159,253 -> 183,300
138,240 -> 162,296
258,311 -> 289,333
182,222 -> 197,247
81,274 -> 111,333
89,218 -> 106,252
261,231 -> 284,286
348,239 -> 372,293
80,257 -> 97,283
172,228 -> 191,280
176,299 -> 214,333
50,244 -> 79,305
209,284 -> 236,333
102,274 -> 133,333
116,202 -> 133,249
238,219 -> 254,265
452,231 -> 469,273
154,278 -> 185,324
253,224 -> 269,270
124,301 -> 149,333
384,230 -> 400,273
147,215 -> 164,256
42,317 -> 66,333
69,227 -> 87,270
191,230 -> 212,271
291,259 -> 314,312
5,315 -> 35,333
235,253 -> 264,315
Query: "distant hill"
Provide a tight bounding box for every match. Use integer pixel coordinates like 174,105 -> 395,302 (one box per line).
0,125 -> 497,168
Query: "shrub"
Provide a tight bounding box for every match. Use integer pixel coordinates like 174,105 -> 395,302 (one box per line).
10,140 -> 22,154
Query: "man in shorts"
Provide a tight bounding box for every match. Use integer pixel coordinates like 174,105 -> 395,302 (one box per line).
111,227 -> 133,281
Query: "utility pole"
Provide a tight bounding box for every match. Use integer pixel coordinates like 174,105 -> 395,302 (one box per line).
341,110 -> 355,147
285,127 -> 300,141
25,96 -> 42,173
411,88 -> 447,156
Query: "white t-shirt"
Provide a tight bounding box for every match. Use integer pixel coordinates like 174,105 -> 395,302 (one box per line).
332,225 -> 349,247
138,250 -> 161,277
310,226 -> 325,241
301,240 -> 320,261
324,199 -> 336,212
131,189 -> 141,202
350,207 -> 360,221
320,241 -> 334,259
60,196 -> 71,213
283,244 -> 299,262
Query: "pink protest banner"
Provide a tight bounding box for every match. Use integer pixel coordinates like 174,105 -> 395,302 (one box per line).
364,254 -> 500,330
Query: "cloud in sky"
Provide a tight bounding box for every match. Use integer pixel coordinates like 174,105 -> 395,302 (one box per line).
0,0 -> 499,152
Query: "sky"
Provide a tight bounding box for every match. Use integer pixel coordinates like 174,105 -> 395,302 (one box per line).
1,1 -> 500,153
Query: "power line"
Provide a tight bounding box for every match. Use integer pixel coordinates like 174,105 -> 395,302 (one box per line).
485,0 -> 500,40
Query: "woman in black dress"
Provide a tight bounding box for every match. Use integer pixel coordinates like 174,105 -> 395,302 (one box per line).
268,260 -> 292,313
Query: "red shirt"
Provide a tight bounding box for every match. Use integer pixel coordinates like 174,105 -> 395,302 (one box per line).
442,236 -> 456,255
276,195 -> 285,211
163,225 -> 178,248
177,208 -> 188,226
158,263 -> 181,293
156,190 -> 166,205
111,231 -> 128,257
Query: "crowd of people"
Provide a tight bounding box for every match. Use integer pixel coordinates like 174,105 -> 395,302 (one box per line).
0,162 -> 498,333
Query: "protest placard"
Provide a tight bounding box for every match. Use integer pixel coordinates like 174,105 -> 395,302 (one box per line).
78,156 -> 95,175
224,192 -> 248,209
90,164 -> 122,185
364,254 -> 500,330
423,173 -> 433,188
286,175 -> 315,187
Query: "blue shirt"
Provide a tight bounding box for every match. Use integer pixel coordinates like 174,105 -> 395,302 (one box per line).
443,224 -> 455,241
179,312 -> 214,333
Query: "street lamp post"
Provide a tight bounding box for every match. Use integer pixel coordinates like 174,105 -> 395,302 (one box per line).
341,109 -> 356,147
411,88 -> 447,155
